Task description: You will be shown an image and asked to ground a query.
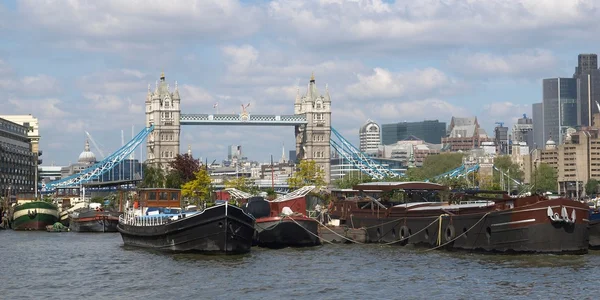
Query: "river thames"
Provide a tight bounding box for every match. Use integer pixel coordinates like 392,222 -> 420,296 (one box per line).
0,230 -> 597,299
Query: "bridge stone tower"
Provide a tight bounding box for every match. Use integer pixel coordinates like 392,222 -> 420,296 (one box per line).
295,74 -> 332,183
145,72 -> 181,169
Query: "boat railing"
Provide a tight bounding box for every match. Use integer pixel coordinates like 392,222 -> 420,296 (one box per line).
119,210 -> 172,227
458,200 -> 493,205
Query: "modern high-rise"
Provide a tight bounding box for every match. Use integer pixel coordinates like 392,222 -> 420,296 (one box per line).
532,103 -> 544,149
512,114 -> 534,147
574,54 -> 600,126
494,124 -> 509,155
542,78 -> 578,145
574,54 -> 598,77
228,145 -> 242,160
381,120 -> 446,145
359,119 -> 381,154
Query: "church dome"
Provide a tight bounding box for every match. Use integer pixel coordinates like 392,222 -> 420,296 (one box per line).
78,139 -> 96,164
546,138 -> 556,146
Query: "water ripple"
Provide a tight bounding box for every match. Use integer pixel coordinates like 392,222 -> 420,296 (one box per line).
1,231 -> 599,299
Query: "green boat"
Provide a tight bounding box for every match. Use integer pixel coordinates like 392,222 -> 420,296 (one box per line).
12,201 -> 59,231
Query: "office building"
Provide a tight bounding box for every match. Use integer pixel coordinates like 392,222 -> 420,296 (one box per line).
381,120 -> 446,145
573,54 -> 600,126
532,103 -> 544,149
494,124 -> 509,155
441,117 -> 491,152
359,119 -> 381,155
0,117 -> 36,200
512,114 -> 534,148
542,78 -> 577,145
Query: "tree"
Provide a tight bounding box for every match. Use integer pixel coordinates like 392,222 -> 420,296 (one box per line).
168,154 -> 201,183
165,171 -> 183,189
91,196 -> 104,204
586,179 -> 599,196
181,169 -> 212,205
224,177 -> 259,195
333,171 -> 373,189
531,163 -> 557,193
139,164 -> 165,188
287,160 -> 326,189
404,153 -> 464,181
493,155 -> 524,183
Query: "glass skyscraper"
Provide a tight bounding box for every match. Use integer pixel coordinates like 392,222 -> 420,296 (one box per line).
381,120 -> 446,145
542,78 -> 577,145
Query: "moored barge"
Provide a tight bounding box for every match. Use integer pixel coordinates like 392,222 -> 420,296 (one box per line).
328,182 -> 589,254
117,188 -> 255,254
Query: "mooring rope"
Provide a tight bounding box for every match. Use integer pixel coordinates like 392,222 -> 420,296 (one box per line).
382,216 -> 442,246
312,218 -> 365,244
424,212 -> 491,252
284,216 -> 335,245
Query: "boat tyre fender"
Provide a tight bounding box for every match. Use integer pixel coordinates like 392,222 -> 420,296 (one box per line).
445,224 -> 456,242
399,225 -> 410,245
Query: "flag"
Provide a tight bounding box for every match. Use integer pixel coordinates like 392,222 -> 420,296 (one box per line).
213,102 -> 218,108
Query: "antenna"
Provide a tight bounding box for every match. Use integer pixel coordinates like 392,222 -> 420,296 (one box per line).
85,131 -> 106,159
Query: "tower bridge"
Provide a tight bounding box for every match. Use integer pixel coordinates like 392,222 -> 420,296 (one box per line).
44,72 -> 406,192
146,72 -> 332,182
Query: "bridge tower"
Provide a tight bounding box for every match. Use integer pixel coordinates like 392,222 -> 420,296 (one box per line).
145,72 -> 181,169
295,73 -> 331,183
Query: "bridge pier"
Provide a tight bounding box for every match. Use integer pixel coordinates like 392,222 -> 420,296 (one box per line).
145,72 -> 181,170
295,74 -> 331,183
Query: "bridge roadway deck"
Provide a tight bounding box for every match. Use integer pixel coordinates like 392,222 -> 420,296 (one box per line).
180,114 -> 307,126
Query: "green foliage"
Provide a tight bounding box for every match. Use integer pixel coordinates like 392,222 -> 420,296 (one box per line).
435,176 -> 469,190
333,171 -> 373,189
165,171 -> 183,189
265,188 -> 277,200
181,169 -> 213,205
168,154 -> 201,183
586,179 -> 599,196
140,164 -> 165,188
91,196 -> 104,204
493,155 -> 524,182
224,177 -> 259,195
405,153 -> 464,181
531,163 -> 557,193
287,160 -> 326,189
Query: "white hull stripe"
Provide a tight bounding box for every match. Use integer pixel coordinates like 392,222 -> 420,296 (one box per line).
491,219 -> 536,227
13,208 -> 59,219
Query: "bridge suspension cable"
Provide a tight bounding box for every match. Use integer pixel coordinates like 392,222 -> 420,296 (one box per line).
43,125 -> 155,193
330,127 -> 401,179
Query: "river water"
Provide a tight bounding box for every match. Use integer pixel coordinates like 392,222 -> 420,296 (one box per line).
0,230 -> 598,299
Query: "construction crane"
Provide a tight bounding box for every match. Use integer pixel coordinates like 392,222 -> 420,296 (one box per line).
85,131 -> 106,159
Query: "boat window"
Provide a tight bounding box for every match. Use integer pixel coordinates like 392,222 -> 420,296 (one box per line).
160,192 -> 168,200
171,192 -> 178,201
148,192 -> 156,201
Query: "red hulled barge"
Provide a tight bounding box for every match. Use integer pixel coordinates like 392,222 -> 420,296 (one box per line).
328,182 -> 589,254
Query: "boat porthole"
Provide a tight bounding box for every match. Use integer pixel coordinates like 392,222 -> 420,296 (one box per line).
463,227 -> 468,239
486,227 -> 492,239
218,222 -> 223,228
424,229 -> 429,240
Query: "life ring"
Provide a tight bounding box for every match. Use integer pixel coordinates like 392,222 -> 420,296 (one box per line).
399,225 -> 410,246
445,224 -> 456,242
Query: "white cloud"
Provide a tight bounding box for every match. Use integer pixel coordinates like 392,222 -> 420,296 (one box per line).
345,67 -> 461,99
77,69 -> 150,94
266,0 -> 600,53
447,50 -> 559,78
180,84 -> 215,108
374,98 -> 469,121
17,0 -> 262,51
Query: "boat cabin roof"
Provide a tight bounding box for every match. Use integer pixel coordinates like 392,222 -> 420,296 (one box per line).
352,181 -> 448,192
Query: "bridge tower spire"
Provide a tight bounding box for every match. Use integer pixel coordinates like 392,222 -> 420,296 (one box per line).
295,73 -> 331,183
145,72 -> 181,170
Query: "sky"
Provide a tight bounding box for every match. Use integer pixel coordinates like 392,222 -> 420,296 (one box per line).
2,0 -> 600,166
